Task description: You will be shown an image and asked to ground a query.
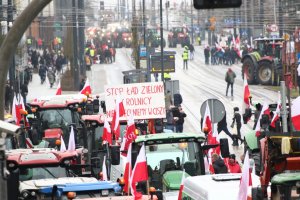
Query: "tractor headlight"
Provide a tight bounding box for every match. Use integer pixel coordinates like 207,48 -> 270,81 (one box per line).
30,191 -> 36,197
101,189 -> 109,196
21,190 -> 30,198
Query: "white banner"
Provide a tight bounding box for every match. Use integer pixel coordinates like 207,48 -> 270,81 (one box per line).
104,82 -> 166,120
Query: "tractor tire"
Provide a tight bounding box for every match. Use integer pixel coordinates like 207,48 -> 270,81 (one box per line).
257,61 -> 273,85
242,57 -> 256,84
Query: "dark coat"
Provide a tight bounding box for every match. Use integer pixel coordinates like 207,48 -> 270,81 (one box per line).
213,157 -> 228,174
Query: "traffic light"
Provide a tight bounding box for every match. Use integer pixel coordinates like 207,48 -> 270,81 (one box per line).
100,1 -> 104,10
165,1 -> 170,8
193,0 -> 241,9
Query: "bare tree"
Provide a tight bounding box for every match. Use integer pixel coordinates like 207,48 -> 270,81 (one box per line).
0,0 -> 52,120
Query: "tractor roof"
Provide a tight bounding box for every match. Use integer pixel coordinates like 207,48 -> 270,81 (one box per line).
271,172 -> 300,185
253,37 -> 284,42
6,148 -> 77,166
81,114 -> 105,125
134,132 -> 205,145
30,94 -> 87,108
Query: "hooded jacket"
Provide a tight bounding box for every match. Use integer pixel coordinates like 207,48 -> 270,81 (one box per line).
213,157 -> 228,174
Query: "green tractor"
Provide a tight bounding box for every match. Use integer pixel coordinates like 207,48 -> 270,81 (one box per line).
146,28 -> 166,48
241,38 -> 284,85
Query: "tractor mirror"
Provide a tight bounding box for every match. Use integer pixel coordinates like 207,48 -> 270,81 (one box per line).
111,145 -> 120,165
194,0 -> 242,9
220,138 -> 230,158
93,99 -> 100,113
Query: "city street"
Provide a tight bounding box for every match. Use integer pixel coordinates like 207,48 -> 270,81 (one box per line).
27,42 -> 278,160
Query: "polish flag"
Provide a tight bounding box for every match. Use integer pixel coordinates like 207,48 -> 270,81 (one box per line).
237,151 -> 251,200
270,92 -> 281,128
130,143 -> 148,199
254,102 -> 271,137
232,34 -> 236,47
111,97 -> 126,140
291,96 -> 300,131
102,156 -> 108,181
235,35 -> 240,50
102,117 -> 112,145
25,138 -> 33,149
56,80 -> 62,95
68,126 -> 76,151
242,74 -> 251,116
202,102 -> 220,155
202,101 -> 212,135
12,94 -> 25,126
123,143 -> 132,194
178,170 -> 186,200
120,114 -> 136,156
60,136 -> 67,152
79,78 -> 92,95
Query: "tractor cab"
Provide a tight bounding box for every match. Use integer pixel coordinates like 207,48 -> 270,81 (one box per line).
110,132 -> 229,196
27,94 -> 99,148
6,148 -> 122,199
168,27 -> 190,48
253,38 -> 284,59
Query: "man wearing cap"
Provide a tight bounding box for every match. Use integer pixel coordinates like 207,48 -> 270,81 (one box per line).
227,154 -> 241,173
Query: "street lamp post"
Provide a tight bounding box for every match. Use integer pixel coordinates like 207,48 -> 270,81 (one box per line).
160,0 -> 164,82
191,0 -> 194,44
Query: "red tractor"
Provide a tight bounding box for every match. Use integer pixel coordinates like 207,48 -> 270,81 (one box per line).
241,38 -> 284,85
27,94 -> 100,149
168,27 -> 190,48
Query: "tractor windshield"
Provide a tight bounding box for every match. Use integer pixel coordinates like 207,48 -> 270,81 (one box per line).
145,141 -> 202,176
40,109 -> 74,129
19,166 -> 67,181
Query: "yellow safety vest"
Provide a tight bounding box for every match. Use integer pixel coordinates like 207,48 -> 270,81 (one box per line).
164,73 -> 171,79
182,51 -> 189,60
90,49 -> 95,57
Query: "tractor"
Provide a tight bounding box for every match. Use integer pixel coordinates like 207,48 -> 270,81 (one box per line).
168,27 -> 190,48
6,148 -> 122,200
146,27 -> 166,48
241,37 -> 284,85
243,99 -> 300,199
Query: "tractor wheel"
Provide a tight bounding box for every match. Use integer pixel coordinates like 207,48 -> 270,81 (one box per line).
257,61 -> 273,85
242,58 -> 256,84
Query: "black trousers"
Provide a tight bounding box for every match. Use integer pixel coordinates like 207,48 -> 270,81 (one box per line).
226,82 -> 233,96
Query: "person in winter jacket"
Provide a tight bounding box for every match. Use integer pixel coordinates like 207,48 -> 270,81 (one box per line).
47,67 -> 56,88
212,153 -> 228,174
227,154 -> 241,173
174,105 -> 187,133
231,107 -> 243,146
182,46 -> 189,70
225,68 -> 236,97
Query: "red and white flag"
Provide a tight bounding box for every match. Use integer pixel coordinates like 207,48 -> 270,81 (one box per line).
79,78 -> 92,95
123,143 -> 132,194
12,94 -> 25,126
56,80 -> 62,95
178,170 -> 186,200
291,96 -> 300,131
130,143 -> 148,199
237,151 -> 251,200
111,97 -> 126,140
25,138 -> 33,149
102,117 -> 112,145
102,156 -> 108,181
242,74 -> 251,116
270,92 -> 281,128
60,135 -> 66,152
202,101 -> 212,135
120,114 -> 136,156
254,102 -> 271,137
68,126 -> 76,151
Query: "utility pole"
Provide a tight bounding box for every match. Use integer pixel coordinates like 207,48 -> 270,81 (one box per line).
7,0 -> 16,97
191,0 -> 194,44
72,0 -> 79,90
78,0 -> 85,77
143,0 -> 146,45
160,0 -> 164,82
132,0 -> 140,69
166,1 -> 169,31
